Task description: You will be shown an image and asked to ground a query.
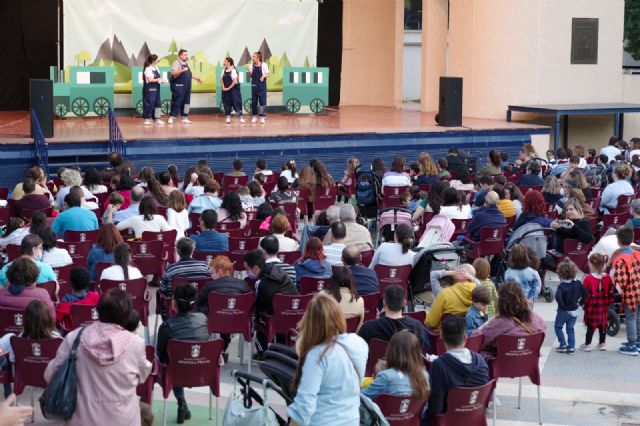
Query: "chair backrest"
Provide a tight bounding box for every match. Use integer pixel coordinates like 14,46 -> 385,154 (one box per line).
120,227 -> 136,240
57,241 -> 92,267
494,333 -> 545,385
295,187 -> 311,215
365,338 -> 389,377
228,237 -> 261,271
206,292 -> 255,339
361,250 -> 374,267
94,262 -> 112,283
128,240 -> 164,276
164,339 -> 225,398
215,221 -> 241,232
0,308 -> 25,335
345,315 -> 360,333
450,219 -> 471,241
39,281 -> 57,302
192,251 -> 228,264
362,292 -> 381,322
172,276 -> 211,292
137,345 -> 157,404
221,175 -> 248,196
404,311 -> 426,323
429,380 -> 495,426
5,244 -> 21,262
99,278 -> 149,325
244,219 -> 267,237
602,212 -> 629,231
377,394 -> 428,426
269,294 -> 314,336
141,229 -> 178,263
562,239 -> 593,273
382,186 -> 410,208
0,207 -> 10,227
53,264 -> 76,299
277,250 -> 301,265
69,304 -> 100,329
299,276 -> 330,294
64,229 -> 99,243
374,264 -> 412,296
476,227 -> 506,256
313,186 -> 338,212
156,205 -> 168,219
11,337 -> 63,395
22,207 -> 52,220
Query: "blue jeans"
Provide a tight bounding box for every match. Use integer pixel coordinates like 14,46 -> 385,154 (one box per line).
554,310 -> 577,349
173,387 -> 185,401
624,302 -> 640,345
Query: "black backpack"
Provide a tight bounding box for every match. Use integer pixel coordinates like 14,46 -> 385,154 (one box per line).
356,171 -> 377,206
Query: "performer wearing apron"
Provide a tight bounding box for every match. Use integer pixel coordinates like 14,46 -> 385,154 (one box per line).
169,49 -> 202,124
142,54 -> 167,125
220,57 -> 245,124
247,51 -> 269,124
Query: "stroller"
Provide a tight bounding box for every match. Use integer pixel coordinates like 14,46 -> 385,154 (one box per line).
375,207 -> 413,247
494,222 -> 554,302
355,170 -> 381,220
227,369 -> 292,426
410,243 -> 464,308
606,293 -> 624,337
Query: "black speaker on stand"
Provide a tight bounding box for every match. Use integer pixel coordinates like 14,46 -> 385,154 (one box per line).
30,79 -> 54,138
435,77 -> 463,127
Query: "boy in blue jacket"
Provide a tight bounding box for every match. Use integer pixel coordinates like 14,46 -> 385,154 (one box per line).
466,286 -> 490,335
554,259 -> 587,354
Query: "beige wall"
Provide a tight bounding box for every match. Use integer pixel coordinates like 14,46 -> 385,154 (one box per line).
624,74 -> 640,141
420,0 -> 448,112
340,0 -> 404,107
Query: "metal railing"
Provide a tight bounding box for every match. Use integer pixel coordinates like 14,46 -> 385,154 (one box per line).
108,107 -> 127,158
31,110 -> 49,177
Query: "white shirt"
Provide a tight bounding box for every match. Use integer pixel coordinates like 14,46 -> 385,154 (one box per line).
600,146 -> 622,164
184,183 -> 204,197
439,204 -> 472,220
0,227 -> 29,250
281,170 -> 299,183
144,65 -> 159,82
369,242 -> 415,268
115,214 -> 174,238
55,185 -> 95,211
324,243 -> 346,266
260,233 -> 299,253
167,208 -> 189,240
381,173 -> 411,189
41,247 -> 73,268
87,185 -> 108,195
589,235 -> 619,259
100,265 -> 143,281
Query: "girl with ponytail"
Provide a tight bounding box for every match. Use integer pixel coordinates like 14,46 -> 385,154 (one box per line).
369,223 -> 415,268
99,243 -> 143,281
580,253 -> 614,351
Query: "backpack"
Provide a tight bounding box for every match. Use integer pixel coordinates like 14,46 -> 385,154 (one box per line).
584,164 -> 607,188
418,215 -> 455,248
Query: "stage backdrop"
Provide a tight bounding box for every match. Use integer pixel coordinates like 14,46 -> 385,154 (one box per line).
63,0 -> 318,93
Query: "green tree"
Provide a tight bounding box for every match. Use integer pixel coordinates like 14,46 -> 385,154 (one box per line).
625,0 -> 640,60
303,56 -> 311,68
192,51 -> 209,72
77,50 -> 92,66
168,38 -> 178,55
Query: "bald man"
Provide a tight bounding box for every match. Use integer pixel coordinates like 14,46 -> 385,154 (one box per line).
467,190 -> 505,242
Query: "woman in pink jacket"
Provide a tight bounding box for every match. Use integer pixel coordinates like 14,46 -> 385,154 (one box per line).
44,288 -> 151,425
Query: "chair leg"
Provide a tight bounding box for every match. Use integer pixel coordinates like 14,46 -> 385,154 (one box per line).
144,325 -> 150,346
239,334 -> 245,364
537,385 -> 542,425
209,392 -> 212,420
162,399 -> 167,426
492,392 -> 496,426
31,389 -> 34,423
216,396 -> 219,425
153,314 -> 159,346
248,334 -> 254,374
517,377 -> 522,409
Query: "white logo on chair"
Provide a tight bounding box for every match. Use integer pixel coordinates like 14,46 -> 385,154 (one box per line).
317,280 -> 325,291
190,282 -> 198,289
54,270 -> 59,279
140,243 -> 147,254
69,245 -> 76,255
157,234 -> 163,241
517,337 -> 526,350
79,233 -> 87,242
325,189 -> 330,196
91,307 -> 99,320
206,255 -> 213,263
399,399 -> 410,414
492,230 -> 499,238
191,345 -> 201,358
393,188 -> 400,195
31,343 -> 41,357
469,390 -> 479,405
576,243 -> 583,250
291,298 -> 300,310
233,178 -> 239,185
389,269 -> 397,278
278,254 -> 285,262
239,241 -> 246,250
119,283 -> 127,291
14,314 -> 23,326
228,298 -> 236,309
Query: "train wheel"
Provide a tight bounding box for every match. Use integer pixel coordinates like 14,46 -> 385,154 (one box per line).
93,97 -> 110,116
55,103 -> 68,118
243,99 -> 252,114
310,98 -> 325,113
71,97 -> 89,117
161,99 -> 171,115
136,100 -> 144,115
285,98 -> 301,113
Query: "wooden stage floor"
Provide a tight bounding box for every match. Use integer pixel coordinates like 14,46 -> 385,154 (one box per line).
0,106 -> 547,145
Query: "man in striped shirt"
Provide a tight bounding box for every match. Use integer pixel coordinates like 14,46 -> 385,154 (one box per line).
159,238 -> 212,303
259,236 -> 296,283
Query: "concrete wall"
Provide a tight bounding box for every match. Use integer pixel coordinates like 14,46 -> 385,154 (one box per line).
340,0 -> 404,107
403,31 -> 422,102
421,0 -> 448,112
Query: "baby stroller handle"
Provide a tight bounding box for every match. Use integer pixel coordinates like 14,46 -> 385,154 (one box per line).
511,227 -> 555,242
231,369 -> 293,404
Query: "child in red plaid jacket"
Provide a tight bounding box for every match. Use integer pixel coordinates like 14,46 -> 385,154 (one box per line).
580,253 -> 614,351
611,227 -> 640,356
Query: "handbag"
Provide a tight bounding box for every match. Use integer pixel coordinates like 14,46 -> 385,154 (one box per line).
222,379 -> 279,426
39,327 -> 85,421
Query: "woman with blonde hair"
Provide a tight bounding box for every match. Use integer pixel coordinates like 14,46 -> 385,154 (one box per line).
542,175 -> 562,205
167,190 -> 189,239
296,165 -> 317,205
600,164 -> 634,214
288,292 -> 368,426
416,152 -> 439,186
54,168 -> 93,211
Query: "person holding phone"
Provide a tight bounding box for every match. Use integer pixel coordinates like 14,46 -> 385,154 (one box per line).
168,49 -> 203,124
247,51 -> 269,124
220,57 -> 245,124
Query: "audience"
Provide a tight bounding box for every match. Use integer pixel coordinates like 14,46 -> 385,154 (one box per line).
342,245 -> 379,295
87,224 -> 124,281
266,213 -> 299,252
294,237 -> 332,284
159,238 -> 212,300
52,191 -> 99,237
0,234 -> 56,286
467,191 -> 506,242
369,223 -> 415,268
216,192 -> 248,229
323,221 -> 347,266
0,257 -> 55,317
600,164 -> 634,214
109,185 -> 144,224
425,267 -> 475,333
55,266 -> 100,329
472,258 -> 498,318
196,255 -> 251,314
325,267 -> 364,329
269,176 -> 297,205
260,236 -> 297,282
191,210 -> 229,253
112,196 -> 173,239
323,204 -> 373,251
504,243 -> 542,304
10,177 -> 50,218
466,286 -> 491,335
99,243 -> 143,281
166,190 -> 189,239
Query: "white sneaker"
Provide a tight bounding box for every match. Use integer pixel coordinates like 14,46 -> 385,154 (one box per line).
155,119 -> 165,125
225,116 -> 231,124
181,118 -> 191,123
168,117 -> 174,124
143,120 -> 151,125
251,116 -> 257,123
239,117 -> 246,123
260,117 -> 265,124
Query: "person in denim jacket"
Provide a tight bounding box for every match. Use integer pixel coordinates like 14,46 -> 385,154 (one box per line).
465,286 -> 490,335
504,243 -> 541,303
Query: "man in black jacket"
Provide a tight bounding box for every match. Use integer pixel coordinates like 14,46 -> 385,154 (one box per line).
342,245 -> 379,295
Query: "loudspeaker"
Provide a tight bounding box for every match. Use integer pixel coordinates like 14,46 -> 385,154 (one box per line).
30,79 -> 54,138
436,77 -> 463,127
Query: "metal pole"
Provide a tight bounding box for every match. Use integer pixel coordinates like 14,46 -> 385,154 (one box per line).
56,0 -> 61,75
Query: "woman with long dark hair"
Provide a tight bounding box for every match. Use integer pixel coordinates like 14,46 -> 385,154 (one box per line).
438,187 -> 471,220
113,196 -> 173,238
87,224 -> 124,281
142,54 -> 167,125
216,192 -> 248,228
99,243 -> 143,281
325,267 -> 364,329
167,164 -> 180,188
83,167 -> 107,195
382,156 -> 411,189
309,158 -> 334,190
221,57 -> 244,124
369,223 -> 415,268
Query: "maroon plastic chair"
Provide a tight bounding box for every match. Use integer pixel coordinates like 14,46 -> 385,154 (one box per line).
69,304 -> 99,329
312,185 -> 338,213
213,172 -> 224,184
0,187 -> 8,200
265,294 -> 314,344
374,264 -> 412,298
428,380 -> 495,426
159,339 -> 225,425
222,175 -> 249,195
193,251 -> 229,263
463,227 -> 506,260
635,228 -> 640,244
299,276 -> 330,294
5,244 -> 21,262
450,219 -> 471,242
295,187 -> 311,217
94,262 -> 112,283
377,394 -> 428,426
490,333 -> 545,425
362,292 -> 381,322
365,338 -> 389,377
0,308 -> 25,335
609,194 -> 633,215
136,345 -> 158,405
11,336 -> 63,421
120,227 -> 136,241
598,213 -> 629,237
22,207 -> 53,220
128,240 -> 164,276
154,276 -> 212,341
172,276 -> 210,292
38,280 -> 57,302
142,229 -> 178,264
361,250 -> 374,267
277,250 -> 301,265
0,207 -> 10,227
345,315 -> 361,333
215,221 -> 241,233
404,311 -> 426,323
228,237 -> 260,271
207,292 -> 255,368
244,219 -> 267,238
432,332 -> 485,356
99,278 -> 151,342
381,186 -> 410,209
53,264 -> 75,299
57,241 -> 92,267
548,239 -> 593,274
64,229 -> 99,243
591,187 -> 605,199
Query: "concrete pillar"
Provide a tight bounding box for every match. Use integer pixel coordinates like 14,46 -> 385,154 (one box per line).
421,0 -> 449,112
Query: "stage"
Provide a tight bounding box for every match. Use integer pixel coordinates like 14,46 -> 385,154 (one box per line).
0,106 -> 550,187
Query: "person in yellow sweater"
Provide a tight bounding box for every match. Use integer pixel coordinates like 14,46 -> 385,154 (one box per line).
425,268 -> 476,333
493,184 -> 516,219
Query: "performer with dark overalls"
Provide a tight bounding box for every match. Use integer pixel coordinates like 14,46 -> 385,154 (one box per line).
247,51 -> 269,124
142,54 -> 167,125
220,57 -> 245,124
168,49 -> 202,124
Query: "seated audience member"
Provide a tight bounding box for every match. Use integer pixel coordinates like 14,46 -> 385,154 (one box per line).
280,159 -> 299,183
428,316 -> 489,416
438,187 -> 472,220
600,164 -> 634,214
505,243 -> 542,303
260,236 -> 297,282
298,204 -> 340,249
0,235 -> 56,286
54,169 -> 94,211
188,181 -> 222,215
472,175 -> 493,208
323,222 -> 347,266
362,330 -> 430,403
549,148 -> 570,176
244,249 -> 298,354
325,267 -> 364,329
382,156 -> 412,189
323,204 -> 373,251
425,268 -> 476,333
10,177 -> 50,218
37,228 -> 73,268
109,185 -> 143,224
87,224 -> 123,281
228,159 -> 247,177
254,159 -> 273,177
216,192 -> 248,229
467,191 -> 506,242
369,223 -> 415,268
101,151 -> 137,181
415,153 -> 440,186
294,238 -> 332,284
513,190 -> 552,230
248,180 -> 265,206
166,190 -> 189,239
184,172 -> 209,198
472,281 -> 547,357
101,192 -> 124,224
466,286 -> 491,335
626,199 -> 640,228
158,171 -> 175,196
266,213 -> 299,252
52,192 -> 99,238
0,257 -> 55,317
112,196 -> 173,239
12,166 -> 53,203
268,176 -> 297,205
159,238 -> 212,299
542,175 -> 562,205
600,137 -> 622,164
472,258 -> 498,318
237,186 -> 255,211
549,200 -> 593,254
478,150 -> 502,176
358,285 -> 428,348
191,210 -> 229,253
342,245 -> 379,295
0,218 -> 29,251
99,243 -> 143,281
517,161 -> 544,187
56,267 -> 100,329
69,185 -> 99,211
196,255 -> 251,313
437,158 -> 451,179
493,185 -> 516,218
156,284 -> 208,423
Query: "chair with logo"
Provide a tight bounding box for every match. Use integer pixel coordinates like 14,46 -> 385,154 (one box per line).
361,249 -> 375,267
38,281 -> 57,302
295,187 -> 311,218
228,237 -> 260,272
374,264 -> 413,299
128,240 -> 165,276
450,219 -> 471,242
57,240 -> 92,267
365,338 -> 389,377
5,244 -> 21,262
207,292 -> 255,370
64,229 -> 99,243
0,308 -> 25,335
52,264 -> 76,299
277,250 -> 301,265
159,339 -> 225,426
376,394 -> 428,426
381,186 -> 410,209
264,294 -> 314,345
99,278 -> 151,343
69,304 -> 100,329
362,292 -> 381,322
142,229 -> 178,264
428,380 -> 496,426
192,251 -> 229,263
221,175 -> 248,195
345,315 -> 361,333
548,239 -> 593,274
312,186 -> 338,214
299,276 -> 330,295
463,227 -> 506,260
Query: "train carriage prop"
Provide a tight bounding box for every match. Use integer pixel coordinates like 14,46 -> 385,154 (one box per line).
50,66 -> 115,118
215,66 -> 252,114
131,66 -> 173,116
282,67 -> 329,114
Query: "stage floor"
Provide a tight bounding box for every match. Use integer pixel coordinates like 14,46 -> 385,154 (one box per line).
0,106 -> 548,144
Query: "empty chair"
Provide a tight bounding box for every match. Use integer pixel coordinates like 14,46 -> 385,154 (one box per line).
142,229 -> 178,264
463,227 -> 506,260
264,294 -> 314,345
64,230 -> 99,243
428,380 -> 495,426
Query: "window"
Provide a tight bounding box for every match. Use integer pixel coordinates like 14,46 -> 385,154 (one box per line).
404,0 -> 422,30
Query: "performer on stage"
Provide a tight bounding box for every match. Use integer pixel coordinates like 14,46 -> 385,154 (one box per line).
247,52 -> 269,124
168,49 -> 202,124
142,54 -> 167,125
220,57 -> 245,124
